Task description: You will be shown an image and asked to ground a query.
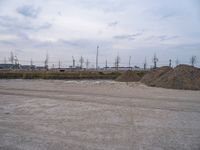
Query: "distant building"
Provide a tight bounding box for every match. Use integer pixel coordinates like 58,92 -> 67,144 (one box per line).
102,66 -> 144,71
36,66 -> 46,70
0,64 -> 16,69
20,65 -> 36,70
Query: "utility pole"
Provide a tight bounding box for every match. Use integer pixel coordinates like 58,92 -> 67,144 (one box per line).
190,56 -> 197,67
44,52 -> 49,70
72,56 -> 75,68
129,56 -> 131,70
115,55 -> 120,71
9,52 -> 14,64
58,60 -> 61,69
86,59 -> 89,70
96,46 -> 99,70
105,59 -> 108,70
4,57 -> 7,64
153,54 -> 158,69
14,56 -> 18,65
30,59 -> 33,70
144,57 -> 147,70
175,58 -> 179,66
30,59 -> 33,66
79,56 -> 84,69
14,55 -> 19,69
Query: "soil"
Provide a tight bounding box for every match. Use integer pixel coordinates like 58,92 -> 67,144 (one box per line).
116,70 -> 141,82
0,80 -> 200,150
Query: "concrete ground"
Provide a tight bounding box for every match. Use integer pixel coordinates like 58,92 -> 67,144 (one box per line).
0,80 -> 200,150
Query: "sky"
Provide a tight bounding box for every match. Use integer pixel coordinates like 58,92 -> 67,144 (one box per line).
0,0 -> 200,68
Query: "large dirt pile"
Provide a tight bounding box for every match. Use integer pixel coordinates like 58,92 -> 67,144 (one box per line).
116,70 -> 141,82
141,65 -> 200,90
153,65 -> 200,90
141,66 -> 172,86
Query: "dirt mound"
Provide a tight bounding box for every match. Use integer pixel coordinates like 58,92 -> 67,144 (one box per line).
154,65 -> 200,90
141,66 -> 172,86
116,71 -> 141,82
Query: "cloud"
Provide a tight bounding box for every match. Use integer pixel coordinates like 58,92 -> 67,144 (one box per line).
113,33 -> 142,40
0,0 -> 200,67
108,21 -> 119,27
0,15 -> 51,32
16,5 -> 41,18
58,39 -> 79,47
159,12 -> 177,20
158,35 -> 179,41
145,35 -> 179,41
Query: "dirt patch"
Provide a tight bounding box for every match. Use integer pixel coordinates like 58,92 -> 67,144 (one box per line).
141,65 -> 200,90
116,70 -> 141,82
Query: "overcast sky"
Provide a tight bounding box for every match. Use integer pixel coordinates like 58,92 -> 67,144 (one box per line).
0,0 -> 200,67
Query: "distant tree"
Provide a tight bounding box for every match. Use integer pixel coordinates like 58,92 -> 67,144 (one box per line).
79,56 -> 84,69
153,54 -> 158,69
9,52 -> 14,64
190,56 -> 197,67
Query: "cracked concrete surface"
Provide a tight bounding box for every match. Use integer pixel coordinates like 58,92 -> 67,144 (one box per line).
0,80 -> 200,150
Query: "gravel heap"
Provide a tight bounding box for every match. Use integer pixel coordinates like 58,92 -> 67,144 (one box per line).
141,65 -> 200,90
140,66 -> 172,86
153,65 -> 200,90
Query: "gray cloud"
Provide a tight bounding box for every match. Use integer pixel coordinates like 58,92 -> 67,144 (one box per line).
0,15 -> 51,30
113,33 -> 142,40
158,35 -> 179,41
58,39 -> 79,47
16,5 -> 41,18
0,0 -> 199,67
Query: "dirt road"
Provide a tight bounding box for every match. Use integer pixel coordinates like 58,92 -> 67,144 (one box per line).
0,80 -> 200,150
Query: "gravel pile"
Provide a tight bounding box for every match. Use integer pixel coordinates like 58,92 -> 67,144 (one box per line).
153,65 -> 200,90
141,65 -> 200,90
140,66 -> 172,86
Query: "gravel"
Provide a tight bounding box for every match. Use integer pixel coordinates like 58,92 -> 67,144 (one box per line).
0,79 -> 200,150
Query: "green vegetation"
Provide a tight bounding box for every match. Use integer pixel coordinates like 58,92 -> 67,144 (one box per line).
0,71 -> 122,80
